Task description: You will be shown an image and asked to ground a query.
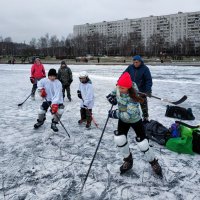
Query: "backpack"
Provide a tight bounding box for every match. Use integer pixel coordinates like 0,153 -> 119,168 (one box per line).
143,120 -> 171,145
165,105 -> 195,120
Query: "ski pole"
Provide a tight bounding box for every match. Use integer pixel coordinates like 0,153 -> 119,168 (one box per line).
45,98 -> 70,138
18,93 -> 32,106
80,104 -> 113,192
138,92 -> 187,105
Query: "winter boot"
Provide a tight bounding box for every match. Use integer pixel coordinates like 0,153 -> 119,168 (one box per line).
149,159 -> 163,177
78,119 -> 86,124
51,120 -> 59,132
86,121 -> 91,128
34,119 -> 45,129
120,153 -> 133,174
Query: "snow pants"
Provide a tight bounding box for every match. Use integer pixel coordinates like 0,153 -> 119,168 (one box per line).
62,84 -> 71,100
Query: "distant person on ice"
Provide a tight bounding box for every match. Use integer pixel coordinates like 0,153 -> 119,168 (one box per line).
106,72 -> 162,177
58,61 -> 73,102
123,55 -> 152,122
30,58 -> 46,100
34,68 -> 64,132
77,71 -> 94,129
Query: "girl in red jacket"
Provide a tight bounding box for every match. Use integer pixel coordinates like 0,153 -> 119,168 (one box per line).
30,58 -> 46,100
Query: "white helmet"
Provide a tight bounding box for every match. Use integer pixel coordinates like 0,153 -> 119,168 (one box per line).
79,71 -> 88,78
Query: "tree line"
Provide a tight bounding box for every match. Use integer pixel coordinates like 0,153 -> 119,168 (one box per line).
0,32 -> 199,60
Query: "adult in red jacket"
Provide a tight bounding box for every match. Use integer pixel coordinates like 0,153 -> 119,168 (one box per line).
30,58 -> 46,99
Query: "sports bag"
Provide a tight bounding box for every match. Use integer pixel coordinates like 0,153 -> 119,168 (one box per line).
165,105 -> 195,120
143,120 -> 171,145
166,136 -> 194,155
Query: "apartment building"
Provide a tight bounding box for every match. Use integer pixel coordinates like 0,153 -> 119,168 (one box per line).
73,11 -> 200,47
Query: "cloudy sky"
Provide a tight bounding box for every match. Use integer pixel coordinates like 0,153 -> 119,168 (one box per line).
0,0 -> 200,43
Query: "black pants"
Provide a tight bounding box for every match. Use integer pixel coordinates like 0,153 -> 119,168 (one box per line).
41,101 -> 64,111
31,78 -> 41,96
62,84 -> 71,100
80,108 -> 92,123
117,119 -> 146,141
140,96 -> 149,119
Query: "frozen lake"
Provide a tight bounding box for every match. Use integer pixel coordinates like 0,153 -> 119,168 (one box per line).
0,64 -> 199,199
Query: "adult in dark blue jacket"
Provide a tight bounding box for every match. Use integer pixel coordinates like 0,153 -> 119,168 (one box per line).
124,55 -> 152,121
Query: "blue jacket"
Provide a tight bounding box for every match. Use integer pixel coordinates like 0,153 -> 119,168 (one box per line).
124,62 -> 152,93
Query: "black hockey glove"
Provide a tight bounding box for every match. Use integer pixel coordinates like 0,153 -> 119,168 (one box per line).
108,109 -> 118,119
106,94 -> 117,105
77,90 -> 82,99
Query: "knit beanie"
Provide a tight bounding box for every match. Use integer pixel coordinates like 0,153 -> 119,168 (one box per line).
117,72 -> 132,88
132,55 -> 143,62
48,68 -> 57,77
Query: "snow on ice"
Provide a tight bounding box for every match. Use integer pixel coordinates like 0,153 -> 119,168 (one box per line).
0,64 -> 200,200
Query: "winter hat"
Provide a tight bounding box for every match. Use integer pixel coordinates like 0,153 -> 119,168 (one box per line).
117,72 -> 132,88
79,71 -> 88,78
132,55 -> 143,62
61,60 -> 66,65
48,68 -> 57,77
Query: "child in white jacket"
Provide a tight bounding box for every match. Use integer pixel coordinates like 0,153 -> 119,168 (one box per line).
34,68 -> 64,132
77,71 -> 94,128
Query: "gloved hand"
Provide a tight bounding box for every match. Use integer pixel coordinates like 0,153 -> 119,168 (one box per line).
146,91 -> 152,97
106,94 -> 117,105
69,79 -> 73,84
83,104 -> 88,109
40,88 -> 47,97
51,104 -> 59,114
77,90 -> 82,99
108,109 -> 118,119
30,77 -> 35,84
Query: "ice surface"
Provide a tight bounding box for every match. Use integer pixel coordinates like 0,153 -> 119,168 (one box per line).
0,64 -> 199,199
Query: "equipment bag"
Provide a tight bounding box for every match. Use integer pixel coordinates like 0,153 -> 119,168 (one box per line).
166,136 -> 194,155
165,105 -> 195,120
143,120 -> 171,145
192,130 -> 200,154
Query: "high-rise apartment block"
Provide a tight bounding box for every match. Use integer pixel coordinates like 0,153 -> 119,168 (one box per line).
73,11 -> 200,47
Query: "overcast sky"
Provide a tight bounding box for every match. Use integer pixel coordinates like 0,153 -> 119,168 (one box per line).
0,0 -> 200,43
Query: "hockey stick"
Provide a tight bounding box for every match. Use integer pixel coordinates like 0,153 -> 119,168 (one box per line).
138,92 -> 187,105
45,98 -> 70,138
86,108 -> 99,128
80,104 -> 113,192
18,93 -> 32,106
81,99 -> 99,128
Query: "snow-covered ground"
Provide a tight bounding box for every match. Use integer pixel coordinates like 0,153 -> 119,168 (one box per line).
0,64 -> 200,200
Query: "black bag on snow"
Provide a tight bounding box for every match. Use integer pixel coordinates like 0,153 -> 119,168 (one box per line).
165,105 -> 195,120
143,120 -> 171,145
192,130 -> 200,154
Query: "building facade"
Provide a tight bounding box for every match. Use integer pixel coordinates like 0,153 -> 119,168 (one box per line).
73,11 -> 200,48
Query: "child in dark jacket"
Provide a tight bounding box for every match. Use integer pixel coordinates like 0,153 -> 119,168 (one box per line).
107,72 -> 162,177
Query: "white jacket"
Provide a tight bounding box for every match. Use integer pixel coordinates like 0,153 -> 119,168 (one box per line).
37,78 -> 63,104
79,81 -> 94,109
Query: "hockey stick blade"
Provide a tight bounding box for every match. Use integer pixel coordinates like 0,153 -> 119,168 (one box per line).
169,95 -> 187,105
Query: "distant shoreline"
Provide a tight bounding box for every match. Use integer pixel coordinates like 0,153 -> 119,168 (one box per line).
1,61 -> 200,67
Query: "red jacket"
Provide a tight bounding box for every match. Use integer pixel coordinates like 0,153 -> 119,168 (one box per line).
31,64 -> 46,78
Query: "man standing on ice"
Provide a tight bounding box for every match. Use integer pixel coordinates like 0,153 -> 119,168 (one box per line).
34,68 -> 64,132
30,58 -> 46,100
123,55 -> 152,122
